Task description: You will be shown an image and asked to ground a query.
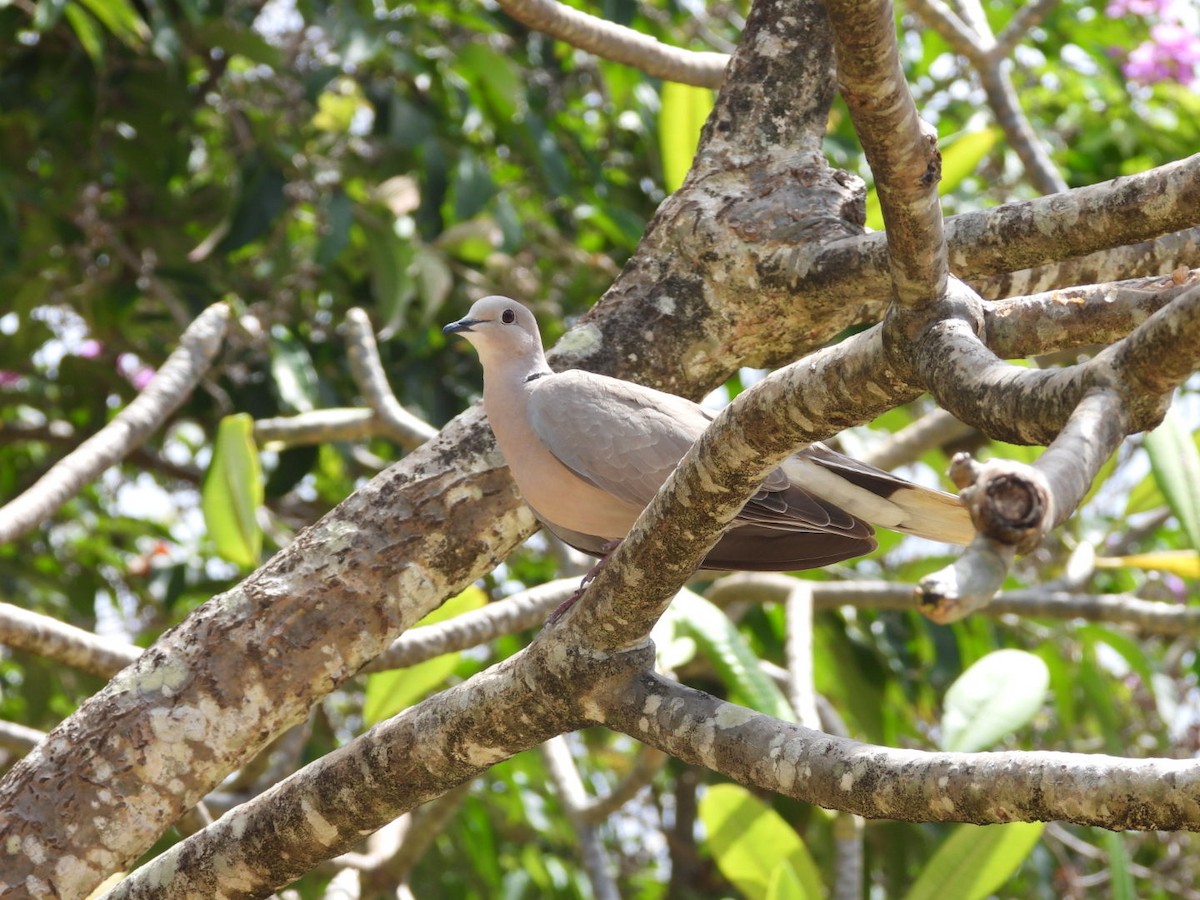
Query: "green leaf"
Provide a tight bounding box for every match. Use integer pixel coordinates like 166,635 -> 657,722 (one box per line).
1144,407 -> 1200,550
74,0 -> 149,46
1095,550 -> 1200,578
363,586 -> 486,725
903,822 -> 1044,900
1102,831 -> 1136,900
766,861 -> 806,900
939,128 -> 1000,193
360,213 -> 415,337
268,326 -> 318,414
63,3 -> 105,63
699,784 -> 822,900
202,414 -> 263,568
941,649 -> 1048,752
659,81 -> 714,192
670,589 -> 794,722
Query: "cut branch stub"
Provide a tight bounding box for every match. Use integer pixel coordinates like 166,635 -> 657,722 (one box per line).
952,454 -> 1052,555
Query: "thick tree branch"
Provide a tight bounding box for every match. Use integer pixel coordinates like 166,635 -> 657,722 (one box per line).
494,0 -> 728,88
983,269 -> 1199,358
978,226 -> 1200,301
0,302 -> 230,545
827,0 -> 948,309
0,409 -> 536,892
604,673 -> 1200,831
807,156 -> 1200,304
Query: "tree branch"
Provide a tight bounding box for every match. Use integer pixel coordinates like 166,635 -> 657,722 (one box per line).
604,672 -> 1200,831
343,308 -> 438,450
494,0 -> 728,88
827,0 -> 948,309
0,302 -> 230,545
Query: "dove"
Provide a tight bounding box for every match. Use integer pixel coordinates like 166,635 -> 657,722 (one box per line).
443,296 -> 973,575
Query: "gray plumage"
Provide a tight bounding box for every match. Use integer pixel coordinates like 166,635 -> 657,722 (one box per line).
444,296 -> 973,571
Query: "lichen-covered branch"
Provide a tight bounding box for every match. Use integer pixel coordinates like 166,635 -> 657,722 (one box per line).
827,0 -> 947,309
603,672 -> 1200,831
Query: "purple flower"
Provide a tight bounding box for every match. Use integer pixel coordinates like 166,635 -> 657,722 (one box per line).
0,371 -> 22,387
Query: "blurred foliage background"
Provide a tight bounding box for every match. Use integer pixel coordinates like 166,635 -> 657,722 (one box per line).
1,0 -> 1199,896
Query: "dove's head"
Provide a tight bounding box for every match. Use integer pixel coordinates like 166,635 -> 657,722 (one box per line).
443,296 -> 547,372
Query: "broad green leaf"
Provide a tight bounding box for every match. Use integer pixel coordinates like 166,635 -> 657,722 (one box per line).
939,128 -> 1001,192
903,822 -> 1044,900
659,81 -> 714,192
699,784 -> 822,900
363,586 -> 486,724
269,326 -> 318,413
941,649 -> 1048,752
766,861 -> 806,900
1144,408 -> 1200,550
75,0 -> 148,46
867,128 -> 999,230
202,414 -> 262,568
671,589 -> 794,721
1094,550 -> 1200,578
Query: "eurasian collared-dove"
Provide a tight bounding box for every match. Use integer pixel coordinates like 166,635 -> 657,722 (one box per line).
444,296 -> 973,571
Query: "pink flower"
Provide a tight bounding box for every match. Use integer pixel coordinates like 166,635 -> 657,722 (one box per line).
1106,0 -> 1175,15
0,371 -> 21,387
76,338 -> 103,359
1122,25 -> 1200,85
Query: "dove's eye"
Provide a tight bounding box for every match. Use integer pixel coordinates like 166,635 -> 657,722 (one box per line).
501,308 -> 516,324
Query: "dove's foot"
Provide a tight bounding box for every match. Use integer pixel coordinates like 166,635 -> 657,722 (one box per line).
546,540 -> 622,624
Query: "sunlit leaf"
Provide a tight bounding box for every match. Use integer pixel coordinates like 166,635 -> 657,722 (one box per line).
941,649 -> 1048,752
699,784 -> 822,900
1144,408 -> 1200,550
363,587 -> 486,724
75,0 -> 149,46
903,822 -> 1044,900
1094,550 -> 1200,578
63,3 -> 105,63
202,414 -> 263,568
671,589 -> 794,721
659,81 -> 713,192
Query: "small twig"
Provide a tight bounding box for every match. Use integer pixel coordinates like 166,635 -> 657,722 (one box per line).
705,574 -> 1200,636
784,582 -> 820,729
541,737 -> 620,900
857,408 -> 975,471
579,744 -> 667,825
343,309 -> 437,450
0,303 -> 230,545
362,580 -> 574,673
0,602 -> 140,679
254,408 -> 379,447
495,0 -> 728,88
0,720 -> 45,756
